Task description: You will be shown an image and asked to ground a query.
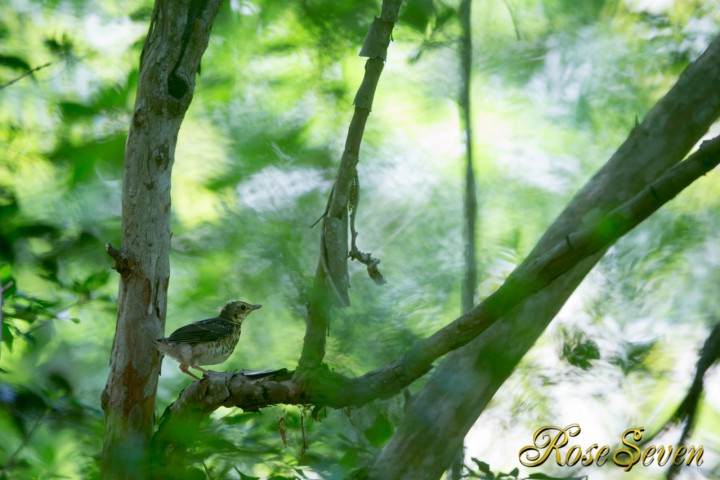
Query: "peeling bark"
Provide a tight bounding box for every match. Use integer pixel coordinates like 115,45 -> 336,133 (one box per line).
298,0 -> 404,369
100,1 -> 222,478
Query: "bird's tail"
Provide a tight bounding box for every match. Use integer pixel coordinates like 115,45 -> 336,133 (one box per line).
153,338 -> 170,354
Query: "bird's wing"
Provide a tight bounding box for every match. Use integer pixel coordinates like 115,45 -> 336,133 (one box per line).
166,318 -> 236,344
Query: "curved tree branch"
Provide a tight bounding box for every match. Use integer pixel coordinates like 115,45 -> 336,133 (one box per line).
329,136 -> 720,405
299,0 -> 404,369
665,320 -> 720,480
641,320 -> 720,452
370,32 -> 720,480
155,136 -> 720,459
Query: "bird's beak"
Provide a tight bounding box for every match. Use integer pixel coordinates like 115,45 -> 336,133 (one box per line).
251,304 -> 262,310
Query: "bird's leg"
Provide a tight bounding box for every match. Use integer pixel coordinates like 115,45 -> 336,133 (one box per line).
192,365 -> 212,376
180,364 -> 201,380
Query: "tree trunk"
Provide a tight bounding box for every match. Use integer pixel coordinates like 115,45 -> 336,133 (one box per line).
454,0 -> 476,476
460,0 -> 476,319
368,33 -> 720,480
100,1 -> 222,477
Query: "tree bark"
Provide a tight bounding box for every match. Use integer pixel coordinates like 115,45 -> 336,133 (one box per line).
153,135 -> 720,461
368,33 -> 720,480
298,0 -> 403,369
454,0 -> 476,476
460,0 -> 477,318
100,1 -> 222,477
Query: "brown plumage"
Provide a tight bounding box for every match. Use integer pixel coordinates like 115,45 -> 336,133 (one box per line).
154,301 -> 262,380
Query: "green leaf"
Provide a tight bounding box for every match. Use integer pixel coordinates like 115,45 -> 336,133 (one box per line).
0,263 -> 13,282
236,471 -> 260,480
610,340 -> 656,375
363,413 -> 394,447
223,412 -> 259,425
44,34 -> 74,56
75,270 -> 110,296
400,0 -> 435,33
339,447 -> 361,469
59,101 -> 97,119
51,134 -> 126,185
1,322 -> 13,351
129,5 -> 153,21
471,458 -> 491,473
560,328 -> 600,370
181,467 -> 206,480
503,467 -> 519,478
0,54 -> 31,71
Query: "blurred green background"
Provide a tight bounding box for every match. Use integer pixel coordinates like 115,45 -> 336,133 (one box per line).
1,0 -> 719,478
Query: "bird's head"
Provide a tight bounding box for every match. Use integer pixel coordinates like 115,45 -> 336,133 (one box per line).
220,300 -> 262,323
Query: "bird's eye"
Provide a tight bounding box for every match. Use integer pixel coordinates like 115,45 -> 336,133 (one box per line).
240,305 -> 247,311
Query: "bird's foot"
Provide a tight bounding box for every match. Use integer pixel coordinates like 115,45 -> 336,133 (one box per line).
192,365 -> 215,377
180,364 -> 201,380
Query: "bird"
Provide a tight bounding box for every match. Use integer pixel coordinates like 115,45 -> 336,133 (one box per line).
154,300 -> 262,380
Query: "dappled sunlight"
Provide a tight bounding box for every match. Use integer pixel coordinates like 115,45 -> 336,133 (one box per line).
237,166 -> 330,213
1,0 -> 719,478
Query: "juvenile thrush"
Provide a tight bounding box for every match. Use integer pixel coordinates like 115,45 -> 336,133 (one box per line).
154,300 -> 261,380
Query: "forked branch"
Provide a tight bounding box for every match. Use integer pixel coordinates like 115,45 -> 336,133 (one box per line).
299,0 -> 403,368
156,136 -> 720,453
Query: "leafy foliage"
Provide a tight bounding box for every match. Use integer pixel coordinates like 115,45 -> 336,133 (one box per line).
1,0 -> 719,478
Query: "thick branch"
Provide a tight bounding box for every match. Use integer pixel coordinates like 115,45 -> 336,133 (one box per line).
156,137 -> 720,458
157,13 -> 720,476
370,32 -> 720,480
299,0 -> 404,368
152,371 -> 299,463
328,136 -> 720,405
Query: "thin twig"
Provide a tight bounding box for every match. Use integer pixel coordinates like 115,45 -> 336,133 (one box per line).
0,62 -> 52,91
277,413 -> 287,448
310,185 -> 334,228
202,461 -> 214,480
105,243 -> 133,276
348,172 -> 386,285
0,410 -> 46,476
300,409 -> 308,461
